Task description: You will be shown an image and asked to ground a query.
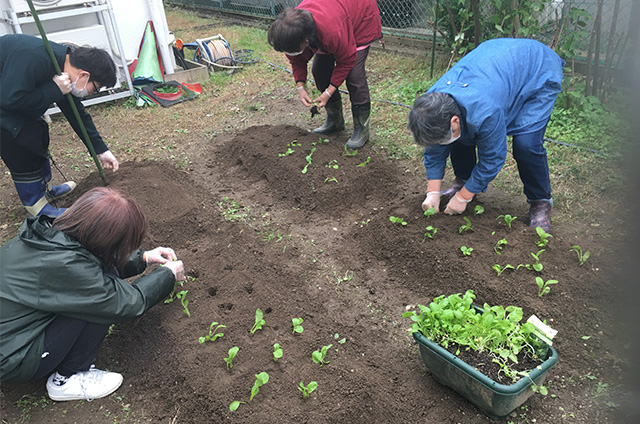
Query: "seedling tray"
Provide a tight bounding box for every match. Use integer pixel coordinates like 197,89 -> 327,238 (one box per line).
413,331 -> 558,419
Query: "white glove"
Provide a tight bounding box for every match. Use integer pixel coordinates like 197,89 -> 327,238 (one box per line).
162,260 -> 185,281
144,247 -> 177,265
444,193 -> 472,215
421,191 -> 441,213
97,150 -> 119,171
53,73 -> 72,95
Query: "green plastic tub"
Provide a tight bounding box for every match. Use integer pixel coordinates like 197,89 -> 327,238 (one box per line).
413,331 -> 558,419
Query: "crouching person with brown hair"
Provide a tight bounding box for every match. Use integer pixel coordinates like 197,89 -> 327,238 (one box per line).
0,187 -> 185,401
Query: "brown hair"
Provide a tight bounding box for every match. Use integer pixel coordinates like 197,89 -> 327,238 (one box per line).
267,8 -> 316,53
53,187 -> 148,270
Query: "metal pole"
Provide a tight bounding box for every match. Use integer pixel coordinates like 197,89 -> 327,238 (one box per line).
26,0 -> 108,185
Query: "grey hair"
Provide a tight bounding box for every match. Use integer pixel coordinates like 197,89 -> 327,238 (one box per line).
408,92 -> 461,146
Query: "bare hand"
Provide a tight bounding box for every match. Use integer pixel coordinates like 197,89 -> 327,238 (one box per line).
298,88 -> 313,107
312,91 -> 330,109
53,73 -> 72,95
97,150 -> 119,171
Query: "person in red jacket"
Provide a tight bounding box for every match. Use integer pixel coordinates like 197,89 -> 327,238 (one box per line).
268,0 -> 382,149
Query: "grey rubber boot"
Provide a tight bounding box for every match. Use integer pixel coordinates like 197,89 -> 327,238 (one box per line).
313,94 -> 345,135
346,102 -> 371,149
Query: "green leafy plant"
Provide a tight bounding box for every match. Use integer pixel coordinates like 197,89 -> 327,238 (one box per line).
250,372 -> 270,401
324,177 -> 338,183
423,207 -> 437,219
198,321 -> 226,344
492,264 -> 515,277
223,346 -> 239,369
278,147 -> 294,157
423,225 -> 438,241
570,245 -> 591,266
343,144 -> 357,156
325,159 -> 339,169
473,205 -> 485,215
458,217 -> 474,233
301,147 -> 316,174
460,246 -> 474,256
273,343 -> 283,361
312,344 -> 333,367
229,400 -> 245,411
530,249 -> 545,272
175,290 -> 190,317
250,308 -> 266,334
536,277 -> 559,297
389,216 -> 407,226
164,280 -> 185,304
356,156 -> 371,167
494,238 -> 508,255
497,214 -> 517,228
292,317 -> 304,334
535,227 -> 553,248
299,381 -> 318,399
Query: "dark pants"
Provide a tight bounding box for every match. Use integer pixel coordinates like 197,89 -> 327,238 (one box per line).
312,47 -> 371,106
451,126 -> 552,203
30,315 -> 110,380
0,118 -> 50,175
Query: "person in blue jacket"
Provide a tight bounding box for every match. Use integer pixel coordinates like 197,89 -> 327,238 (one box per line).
408,38 -> 564,232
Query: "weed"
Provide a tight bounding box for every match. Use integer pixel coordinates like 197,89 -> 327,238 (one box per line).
459,217 -> 474,233
250,308 -> 266,334
423,225 -> 438,241
570,245 -> 591,266
536,277 -> 558,297
199,321 -> 226,344
292,317 -> 304,334
312,344 -> 333,366
460,246 -> 474,256
493,264 -> 515,277
250,372 -> 270,401
389,216 -> 408,226
535,227 -> 553,248
299,381 -> 318,399
494,238 -> 508,255
273,343 -> 283,361
223,346 -> 239,369
497,214 -> 517,228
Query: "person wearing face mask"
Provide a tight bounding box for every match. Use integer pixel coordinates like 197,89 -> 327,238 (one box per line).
0,34 -> 119,217
408,38 -> 565,232
267,0 -> 382,149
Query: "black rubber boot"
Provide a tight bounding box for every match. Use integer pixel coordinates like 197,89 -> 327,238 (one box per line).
346,102 -> 371,149
313,94 -> 345,135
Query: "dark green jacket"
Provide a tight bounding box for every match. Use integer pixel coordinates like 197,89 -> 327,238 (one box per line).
0,216 -> 176,383
0,34 -> 108,153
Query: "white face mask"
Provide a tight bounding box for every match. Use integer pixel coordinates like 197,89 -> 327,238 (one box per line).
71,73 -> 90,98
439,128 -> 460,145
285,50 -> 305,56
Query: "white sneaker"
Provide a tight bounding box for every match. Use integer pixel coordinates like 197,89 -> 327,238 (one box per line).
46,366 -> 123,401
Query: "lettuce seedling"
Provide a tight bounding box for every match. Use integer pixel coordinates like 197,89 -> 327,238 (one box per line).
535,227 -> 553,247
250,372 -> 270,401
497,214 -> 517,228
175,290 -> 190,317
324,177 -> 338,183
312,344 -> 333,367
460,246 -> 473,256
325,159 -> 339,169
474,205 -> 485,215
273,343 -> 283,361
389,216 -> 407,226
458,217 -> 474,233
278,147 -> 294,157
250,308 -> 266,334
423,225 -> 437,241
292,317 -> 304,334
223,346 -> 239,369
494,238 -> 508,255
536,277 -> 558,297
301,147 -> 316,174
299,381 -> 318,399
343,144 -> 358,156
229,400 -> 245,411
492,264 -> 514,277
530,249 -> 545,272
199,321 -> 226,344
356,156 -> 371,167
570,245 -> 591,266
423,207 -> 437,219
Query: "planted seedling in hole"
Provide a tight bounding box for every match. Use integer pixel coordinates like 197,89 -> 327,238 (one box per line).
497,214 -> 517,228
458,217 -> 474,233
423,225 -> 438,241
356,156 -> 371,167
535,227 -> 553,248
229,401 -> 245,411
299,381 -> 318,399
570,245 -> 591,266
474,205 -> 485,215
530,249 -> 545,272
311,137 -> 329,146
536,277 -> 558,297
324,177 -> 338,183
460,246 -> 473,256
199,321 -> 226,344
250,372 -> 270,401
389,216 -> 407,226
273,343 -> 283,361
423,207 -> 436,219
494,238 -> 508,255
343,144 -> 357,156
278,147 -> 294,157
301,147 -> 316,174
175,290 -> 190,317
334,333 -> 347,344
223,346 -> 239,369
292,317 -> 304,334
325,159 -> 339,169
312,344 -> 333,366
493,264 -> 515,277
250,308 -> 266,334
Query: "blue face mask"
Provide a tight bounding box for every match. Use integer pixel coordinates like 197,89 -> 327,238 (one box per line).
71,73 -> 90,98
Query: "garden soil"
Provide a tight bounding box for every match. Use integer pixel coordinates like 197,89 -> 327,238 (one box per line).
0,124 -> 632,423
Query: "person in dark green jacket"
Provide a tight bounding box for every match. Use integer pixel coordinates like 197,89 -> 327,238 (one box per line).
0,187 -> 185,402
0,34 -> 119,217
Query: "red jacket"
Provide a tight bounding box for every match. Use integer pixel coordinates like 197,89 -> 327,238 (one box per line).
287,0 -> 382,89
